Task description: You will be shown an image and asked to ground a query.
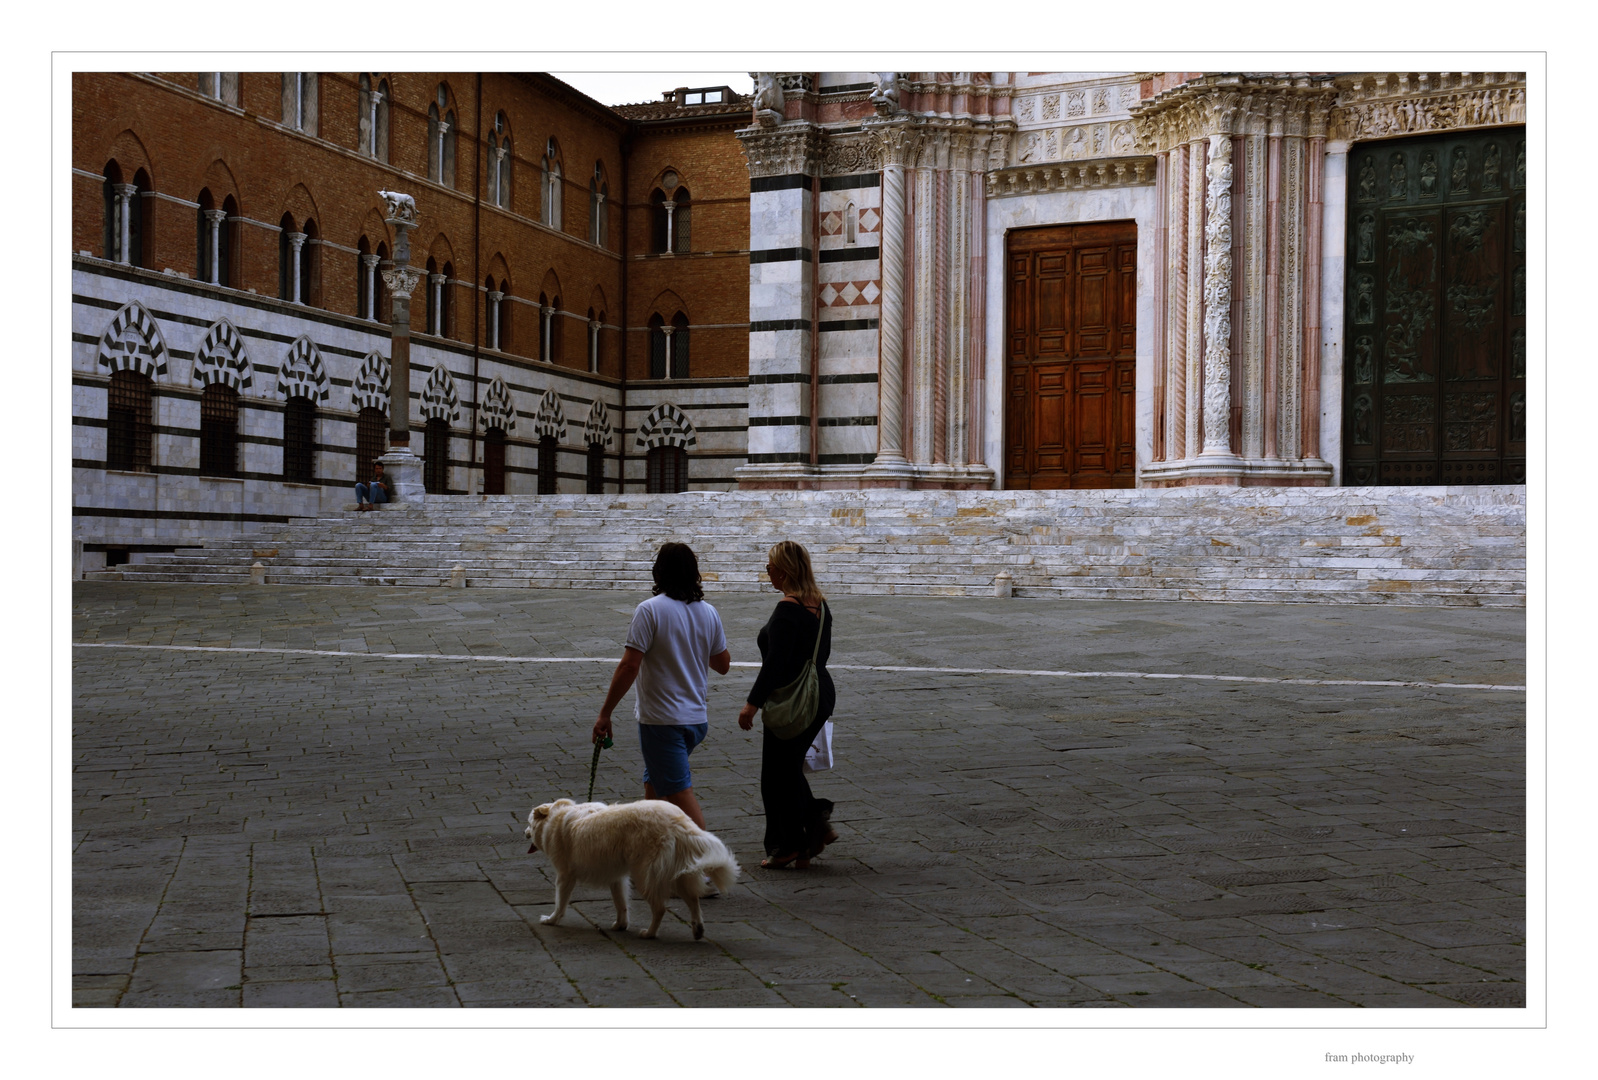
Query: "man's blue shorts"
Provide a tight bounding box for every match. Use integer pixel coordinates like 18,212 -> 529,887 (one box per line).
638,722 -> 707,796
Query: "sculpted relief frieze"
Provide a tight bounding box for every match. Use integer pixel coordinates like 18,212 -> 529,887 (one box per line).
1331,73 -> 1526,142
986,155 -> 1156,198
1008,78 -> 1141,167
822,134 -> 883,175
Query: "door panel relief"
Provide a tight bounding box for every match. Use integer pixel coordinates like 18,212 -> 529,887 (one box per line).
1344,127 -> 1524,486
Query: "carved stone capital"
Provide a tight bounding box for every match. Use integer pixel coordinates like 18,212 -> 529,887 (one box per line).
737,123 -> 824,178
487,290 -> 503,303
380,265 -> 426,297
361,254 -> 380,270
1133,74 -> 1337,153
865,121 -> 923,170
203,209 -> 228,225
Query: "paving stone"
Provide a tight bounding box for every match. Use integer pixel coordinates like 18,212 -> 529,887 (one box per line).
73,582 -> 1525,1009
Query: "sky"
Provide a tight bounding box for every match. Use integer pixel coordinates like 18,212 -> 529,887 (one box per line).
550,72 -> 753,107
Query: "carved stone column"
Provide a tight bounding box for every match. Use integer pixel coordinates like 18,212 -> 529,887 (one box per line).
287,232 -> 307,303
487,290 -> 503,350
378,192 -> 426,500
588,317 -> 601,373
911,133 -> 939,467
1199,134 -> 1239,461
661,325 -> 675,379
361,254 -> 379,320
204,209 -> 227,284
113,183 -> 136,264
863,122 -> 916,478
1135,74 -> 1336,486
541,304 -> 553,362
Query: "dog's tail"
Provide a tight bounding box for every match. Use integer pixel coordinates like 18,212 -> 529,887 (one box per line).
649,827 -> 740,897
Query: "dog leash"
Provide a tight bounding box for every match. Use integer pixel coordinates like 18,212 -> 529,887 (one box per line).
586,734 -> 614,802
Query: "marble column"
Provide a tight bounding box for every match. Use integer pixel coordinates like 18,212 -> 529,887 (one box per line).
589,318 -> 601,372
541,304 -> 553,362
1199,135 -> 1238,460
203,209 -> 227,284
378,194 -> 426,499
287,232 -> 307,303
867,129 -> 912,474
488,290 -> 503,350
429,273 -> 446,335
114,183 -> 136,265
662,326 -> 675,379
362,254 -> 380,320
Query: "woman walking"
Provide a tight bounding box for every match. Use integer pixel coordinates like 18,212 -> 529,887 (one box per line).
737,540 -> 838,869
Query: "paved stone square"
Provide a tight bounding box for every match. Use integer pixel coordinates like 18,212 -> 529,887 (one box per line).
72,582 -> 1525,1008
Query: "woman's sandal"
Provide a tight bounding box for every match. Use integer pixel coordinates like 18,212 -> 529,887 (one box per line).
760,852 -> 802,870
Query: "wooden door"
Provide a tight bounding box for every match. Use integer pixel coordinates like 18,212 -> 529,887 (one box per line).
1343,128 -> 1526,485
1005,221 -> 1137,489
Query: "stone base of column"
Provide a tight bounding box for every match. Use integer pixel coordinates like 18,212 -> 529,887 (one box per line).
377,447 -> 427,502
1141,457 -> 1334,488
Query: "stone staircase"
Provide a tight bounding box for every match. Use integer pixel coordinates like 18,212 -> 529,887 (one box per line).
85,485 -> 1527,607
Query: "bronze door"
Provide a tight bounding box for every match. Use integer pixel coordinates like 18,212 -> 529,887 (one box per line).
1005,221 -> 1137,489
1344,128 -> 1526,485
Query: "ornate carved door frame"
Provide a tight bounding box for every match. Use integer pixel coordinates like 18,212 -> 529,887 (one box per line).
1343,127 -> 1526,486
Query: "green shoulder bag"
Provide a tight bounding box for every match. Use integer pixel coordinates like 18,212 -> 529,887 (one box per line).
761,601 -> 827,740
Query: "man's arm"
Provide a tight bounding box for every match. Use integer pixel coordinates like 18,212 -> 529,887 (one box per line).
593,647 -> 644,743
709,649 -> 731,676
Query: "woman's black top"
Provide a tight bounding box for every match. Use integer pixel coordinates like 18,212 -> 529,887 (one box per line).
746,599 -> 833,708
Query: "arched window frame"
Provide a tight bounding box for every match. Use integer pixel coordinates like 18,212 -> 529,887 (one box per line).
541,139 -> 563,229
586,441 -> 605,493
358,74 -> 390,161
483,425 -> 508,495
195,190 -> 233,287
845,201 -> 857,245
107,368 -> 154,472
199,381 -> 240,478
355,406 -> 388,484
648,313 -> 667,379
489,112 -> 513,209
537,434 -> 559,495
589,162 -> 609,247
281,72 -> 319,134
282,394 -> 316,483
645,445 -> 688,493
428,86 -> 458,188
670,311 -> 690,379
199,73 -> 239,107
423,416 -> 451,494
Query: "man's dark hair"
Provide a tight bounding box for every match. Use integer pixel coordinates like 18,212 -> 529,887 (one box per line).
651,542 -> 703,603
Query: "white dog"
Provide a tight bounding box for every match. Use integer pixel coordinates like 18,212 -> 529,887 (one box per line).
525,798 -> 740,940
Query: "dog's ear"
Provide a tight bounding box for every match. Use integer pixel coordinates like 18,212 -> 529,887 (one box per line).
553,798 -> 574,809
532,804 -> 551,821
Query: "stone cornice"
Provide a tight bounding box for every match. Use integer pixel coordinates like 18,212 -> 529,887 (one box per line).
1329,71 -> 1526,143
985,155 -> 1156,198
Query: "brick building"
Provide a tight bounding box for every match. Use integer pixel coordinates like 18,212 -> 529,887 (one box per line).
72,72 -> 752,568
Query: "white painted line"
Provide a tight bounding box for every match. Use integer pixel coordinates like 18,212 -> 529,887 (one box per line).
72,642 -> 1525,693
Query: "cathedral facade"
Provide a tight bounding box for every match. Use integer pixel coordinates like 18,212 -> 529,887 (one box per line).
71,70 -> 1527,568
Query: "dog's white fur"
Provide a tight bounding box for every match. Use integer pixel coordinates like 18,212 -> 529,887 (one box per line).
525,798 -> 740,940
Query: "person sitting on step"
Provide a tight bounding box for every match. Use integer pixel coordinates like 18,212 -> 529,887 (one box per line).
355,462 -> 389,511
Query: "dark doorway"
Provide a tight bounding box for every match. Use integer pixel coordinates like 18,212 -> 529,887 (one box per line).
1004,220 -> 1137,489
483,427 -> 507,494
1343,128 -> 1526,485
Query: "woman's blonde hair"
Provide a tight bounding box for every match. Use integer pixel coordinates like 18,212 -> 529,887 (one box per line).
767,540 -> 824,605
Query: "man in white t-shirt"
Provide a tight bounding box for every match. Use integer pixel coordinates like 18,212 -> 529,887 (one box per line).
593,542 -> 730,828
